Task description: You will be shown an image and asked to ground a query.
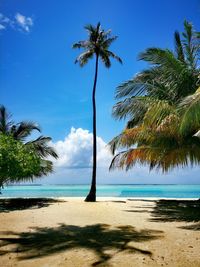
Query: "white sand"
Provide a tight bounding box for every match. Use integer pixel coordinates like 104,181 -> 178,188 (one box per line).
0,197 -> 199,267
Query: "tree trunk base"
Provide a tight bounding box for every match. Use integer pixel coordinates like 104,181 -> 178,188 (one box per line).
85,192 -> 96,202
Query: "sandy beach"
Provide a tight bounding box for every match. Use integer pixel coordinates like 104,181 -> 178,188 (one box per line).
0,197 -> 200,267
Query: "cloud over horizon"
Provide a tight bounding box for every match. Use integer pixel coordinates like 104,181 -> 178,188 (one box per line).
44,127 -> 200,185
51,127 -> 112,169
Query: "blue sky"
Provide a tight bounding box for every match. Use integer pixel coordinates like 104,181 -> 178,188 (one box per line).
1,0 -> 200,184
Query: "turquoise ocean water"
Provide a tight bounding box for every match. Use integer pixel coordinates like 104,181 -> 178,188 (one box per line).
0,184 -> 200,198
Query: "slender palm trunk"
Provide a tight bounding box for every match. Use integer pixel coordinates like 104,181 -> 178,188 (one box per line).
85,54 -> 99,202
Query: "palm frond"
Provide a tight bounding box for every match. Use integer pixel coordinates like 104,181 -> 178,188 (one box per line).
26,136 -> 58,159
182,20 -> 197,69
138,48 -> 185,76
110,139 -> 200,173
108,126 -> 151,155
115,67 -> 165,99
106,50 -> 122,64
0,105 -> 13,134
179,87 -> 200,134
143,100 -> 176,128
108,133 -> 125,155
102,36 -> 117,48
115,78 -> 149,99
39,159 -> 54,176
12,121 -> 41,141
74,50 -> 94,66
174,31 -> 185,62
100,51 -> 111,67
84,23 -> 98,34
72,40 -> 90,49
112,96 -> 150,121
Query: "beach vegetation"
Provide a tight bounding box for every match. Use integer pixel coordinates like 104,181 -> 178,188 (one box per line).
0,105 -> 58,190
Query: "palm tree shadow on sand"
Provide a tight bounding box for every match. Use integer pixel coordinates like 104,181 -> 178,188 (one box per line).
150,199 -> 200,231
126,199 -> 200,231
0,224 -> 163,266
0,198 -> 64,213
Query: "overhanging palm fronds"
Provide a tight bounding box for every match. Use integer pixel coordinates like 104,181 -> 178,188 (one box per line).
11,122 -> 41,141
26,136 -> 58,159
110,20 -> 200,173
110,136 -> 200,173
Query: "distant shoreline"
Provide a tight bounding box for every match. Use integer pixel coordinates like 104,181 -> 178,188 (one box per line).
4,183 -> 200,186
1,184 -> 200,198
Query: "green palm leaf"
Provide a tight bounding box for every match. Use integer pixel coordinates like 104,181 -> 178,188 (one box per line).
179,87 -> 200,135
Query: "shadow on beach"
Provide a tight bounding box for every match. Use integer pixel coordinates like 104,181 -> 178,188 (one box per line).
150,199 -> 200,221
0,223 -> 162,266
0,198 -> 64,213
150,199 -> 200,231
125,199 -> 200,230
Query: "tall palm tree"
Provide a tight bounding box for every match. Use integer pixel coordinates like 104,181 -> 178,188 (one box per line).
109,21 -> 200,173
73,22 -> 122,201
0,105 -> 58,171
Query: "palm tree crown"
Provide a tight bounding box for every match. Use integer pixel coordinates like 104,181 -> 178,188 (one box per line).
73,22 -> 122,67
109,21 -> 200,173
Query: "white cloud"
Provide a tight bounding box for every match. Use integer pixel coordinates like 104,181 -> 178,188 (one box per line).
15,13 -> 33,32
51,127 -> 112,169
0,13 -> 10,30
43,127 -> 200,185
0,24 -> 5,30
0,12 -> 33,33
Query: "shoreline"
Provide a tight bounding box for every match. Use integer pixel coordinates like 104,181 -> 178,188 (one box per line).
4,183 -> 200,185
0,196 -> 199,200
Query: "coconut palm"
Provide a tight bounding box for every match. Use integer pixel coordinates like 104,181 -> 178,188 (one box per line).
73,22 -> 122,201
0,105 -> 58,180
109,21 -> 200,173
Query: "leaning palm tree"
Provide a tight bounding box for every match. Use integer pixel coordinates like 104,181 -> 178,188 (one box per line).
73,22 -> 122,201
0,105 -> 58,176
110,21 -> 200,173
